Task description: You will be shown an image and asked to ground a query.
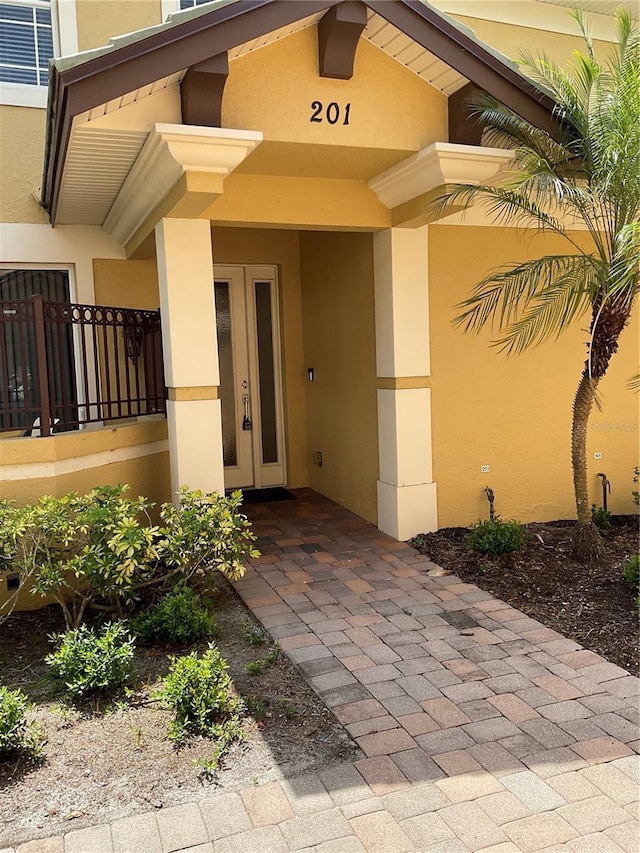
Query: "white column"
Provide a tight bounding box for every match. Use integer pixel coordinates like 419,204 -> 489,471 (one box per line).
155,217 -> 224,498
374,225 -> 438,539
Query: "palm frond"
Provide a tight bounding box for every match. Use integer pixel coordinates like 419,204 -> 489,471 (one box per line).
432,183 -> 566,236
454,255 -> 599,354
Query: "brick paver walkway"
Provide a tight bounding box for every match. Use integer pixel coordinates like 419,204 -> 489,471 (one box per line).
9,490 -> 639,853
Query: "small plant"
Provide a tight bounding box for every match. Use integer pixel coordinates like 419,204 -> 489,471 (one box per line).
46,622 -> 135,699
130,724 -> 145,750
245,644 -> 281,677
131,586 -> 218,646
244,696 -> 268,722
158,644 -> 242,746
243,621 -> 267,647
0,685 -> 43,757
633,467 -> 639,512
623,553 -> 639,588
466,518 -> 526,556
591,504 -> 612,534
194,756 -> 220,781
279,700 -> 300,720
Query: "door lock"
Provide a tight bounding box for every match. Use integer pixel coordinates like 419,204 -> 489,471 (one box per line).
242,394 -> 252,430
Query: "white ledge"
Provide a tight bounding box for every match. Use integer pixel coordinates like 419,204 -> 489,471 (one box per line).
368,142 -> 515,208
105,123 -> 263,246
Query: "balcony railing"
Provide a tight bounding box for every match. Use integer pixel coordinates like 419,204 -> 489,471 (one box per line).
0,296 -> 166,436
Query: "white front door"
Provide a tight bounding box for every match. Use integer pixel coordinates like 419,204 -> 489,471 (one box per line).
213,265 -> 286,490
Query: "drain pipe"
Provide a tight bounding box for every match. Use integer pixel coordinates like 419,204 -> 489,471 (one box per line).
485,486 -> 495,521
597,472 -> 610,512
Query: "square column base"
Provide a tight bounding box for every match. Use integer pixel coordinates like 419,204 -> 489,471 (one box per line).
377,480 -> 438,541
167,398 -> 224,499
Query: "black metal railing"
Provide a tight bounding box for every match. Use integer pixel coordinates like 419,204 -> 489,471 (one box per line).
0,296 -> 166,436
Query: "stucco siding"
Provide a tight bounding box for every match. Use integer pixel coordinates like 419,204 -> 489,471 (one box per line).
429,224 -> 639,528
300,231 -> 378,523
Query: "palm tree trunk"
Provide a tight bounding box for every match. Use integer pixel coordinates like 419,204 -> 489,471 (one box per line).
571,370 -> 604,563
571,303 -> 631,563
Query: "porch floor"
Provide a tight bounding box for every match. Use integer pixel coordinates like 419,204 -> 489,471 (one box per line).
22,490 -> 639,853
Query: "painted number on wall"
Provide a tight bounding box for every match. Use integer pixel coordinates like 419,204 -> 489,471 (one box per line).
310,101 -> 351,125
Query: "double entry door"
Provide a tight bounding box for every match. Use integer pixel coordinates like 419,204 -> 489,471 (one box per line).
214,265 -> 285,490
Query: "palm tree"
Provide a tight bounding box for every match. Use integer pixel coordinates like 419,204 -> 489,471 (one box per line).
436,9 -> 639,563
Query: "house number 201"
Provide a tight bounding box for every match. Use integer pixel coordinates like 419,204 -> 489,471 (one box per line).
310,101 -> 351,125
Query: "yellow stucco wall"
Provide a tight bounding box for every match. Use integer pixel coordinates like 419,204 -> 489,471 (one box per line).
224,27 -> 448,154
211,227 -> 308,489
0,419 -> 171,505
75,0 -> 162,52
300,231 -> 378,523
93,258 -> 160,309
454,16 -> 613,65
429,224 -> 639,528
0,106 -> 48,224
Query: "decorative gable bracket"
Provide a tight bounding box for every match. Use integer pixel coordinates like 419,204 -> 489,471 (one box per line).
318,1 -> 367,79
181,53 -> 229,127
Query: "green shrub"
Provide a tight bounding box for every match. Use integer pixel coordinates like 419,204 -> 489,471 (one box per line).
623,553 -> 640,588
158,644 -> 242,745
0,485 -> 259,628
466,518 -> 526,556
131,586 -> 218,645
591,504 -> 612,534
46,622 -> 135,699
0,685 -> 42,757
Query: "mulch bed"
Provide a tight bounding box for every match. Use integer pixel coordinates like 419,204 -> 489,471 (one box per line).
411,515 -> 639,675
0,582 -> 358,848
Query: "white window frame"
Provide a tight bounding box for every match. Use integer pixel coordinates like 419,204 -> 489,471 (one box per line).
0,0 -> 78,109
161,0 -> 215,21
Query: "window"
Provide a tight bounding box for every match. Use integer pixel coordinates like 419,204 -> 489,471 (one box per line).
0,0 -> 54,87
0,268 -> 76,433
0,1 -> 77,107
179,0 -> 215,8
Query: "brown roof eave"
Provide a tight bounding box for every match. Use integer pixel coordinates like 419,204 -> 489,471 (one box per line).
42,0 -> 560,226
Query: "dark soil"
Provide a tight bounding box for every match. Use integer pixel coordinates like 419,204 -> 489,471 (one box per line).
411,515 -> 639,675
0,582 -> 359,847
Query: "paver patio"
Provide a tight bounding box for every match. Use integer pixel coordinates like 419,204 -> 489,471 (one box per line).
9,490 -> 639,852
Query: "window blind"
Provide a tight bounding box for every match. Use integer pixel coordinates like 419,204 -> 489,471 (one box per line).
0,0 -> 53,86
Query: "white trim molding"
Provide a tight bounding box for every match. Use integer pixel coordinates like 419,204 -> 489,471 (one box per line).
56,0 -> 79,56
369,142 -> 515,209
0,439 -> 168,481
104,123 -> 263,247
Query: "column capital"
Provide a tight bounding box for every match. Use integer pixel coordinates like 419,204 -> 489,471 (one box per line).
105,124 -> 262,248
369,142 -> 514,227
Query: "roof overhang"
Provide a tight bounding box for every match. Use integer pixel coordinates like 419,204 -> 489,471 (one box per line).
41,0 -> 559,231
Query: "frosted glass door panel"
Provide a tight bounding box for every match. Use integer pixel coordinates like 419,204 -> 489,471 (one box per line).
254,281 -> 278,465
214,282 -> 237,467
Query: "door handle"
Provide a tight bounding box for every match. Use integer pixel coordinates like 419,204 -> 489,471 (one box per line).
242,394 -> 252,430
